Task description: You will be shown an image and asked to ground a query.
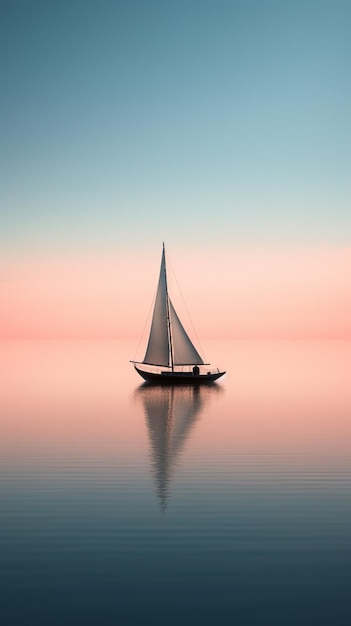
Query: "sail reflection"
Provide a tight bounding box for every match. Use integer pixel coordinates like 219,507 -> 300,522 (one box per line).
135,384 -> 223,511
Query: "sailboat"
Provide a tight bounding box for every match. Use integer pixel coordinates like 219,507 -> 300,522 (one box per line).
131,244 -> 226,384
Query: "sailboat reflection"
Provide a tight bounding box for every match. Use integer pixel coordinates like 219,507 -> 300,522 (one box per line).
135,384 -> 223,511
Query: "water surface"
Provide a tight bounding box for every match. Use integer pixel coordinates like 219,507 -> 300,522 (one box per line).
1,340 -> 350,625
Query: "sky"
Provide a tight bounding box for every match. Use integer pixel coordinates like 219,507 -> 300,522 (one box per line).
1,0 -> 350,339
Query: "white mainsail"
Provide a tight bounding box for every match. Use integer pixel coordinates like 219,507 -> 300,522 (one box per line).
143,247 -> 170,367
143,246 -> 204,368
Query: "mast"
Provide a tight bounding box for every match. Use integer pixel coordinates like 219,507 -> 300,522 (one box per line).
163,243 -> 174,371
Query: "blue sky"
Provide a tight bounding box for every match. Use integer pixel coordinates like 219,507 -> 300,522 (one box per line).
2,0 -> 350,254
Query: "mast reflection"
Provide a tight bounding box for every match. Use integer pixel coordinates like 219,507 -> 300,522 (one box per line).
135,384 -> 223,511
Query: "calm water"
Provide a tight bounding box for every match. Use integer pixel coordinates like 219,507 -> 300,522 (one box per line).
1,340 -> 351,625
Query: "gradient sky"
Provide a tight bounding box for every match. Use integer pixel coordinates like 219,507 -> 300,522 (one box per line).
1,0 -> 350,338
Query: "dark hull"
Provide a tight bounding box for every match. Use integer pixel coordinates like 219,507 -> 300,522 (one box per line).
134,366 -> 225,385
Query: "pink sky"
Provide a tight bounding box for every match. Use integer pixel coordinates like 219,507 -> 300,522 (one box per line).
1,245 -> 350,340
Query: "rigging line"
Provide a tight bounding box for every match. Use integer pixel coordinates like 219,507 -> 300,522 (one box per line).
166,250 -> 207,363
132,283 -> 157,362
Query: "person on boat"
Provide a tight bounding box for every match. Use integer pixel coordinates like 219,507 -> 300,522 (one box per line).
192,365 -> 200,376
